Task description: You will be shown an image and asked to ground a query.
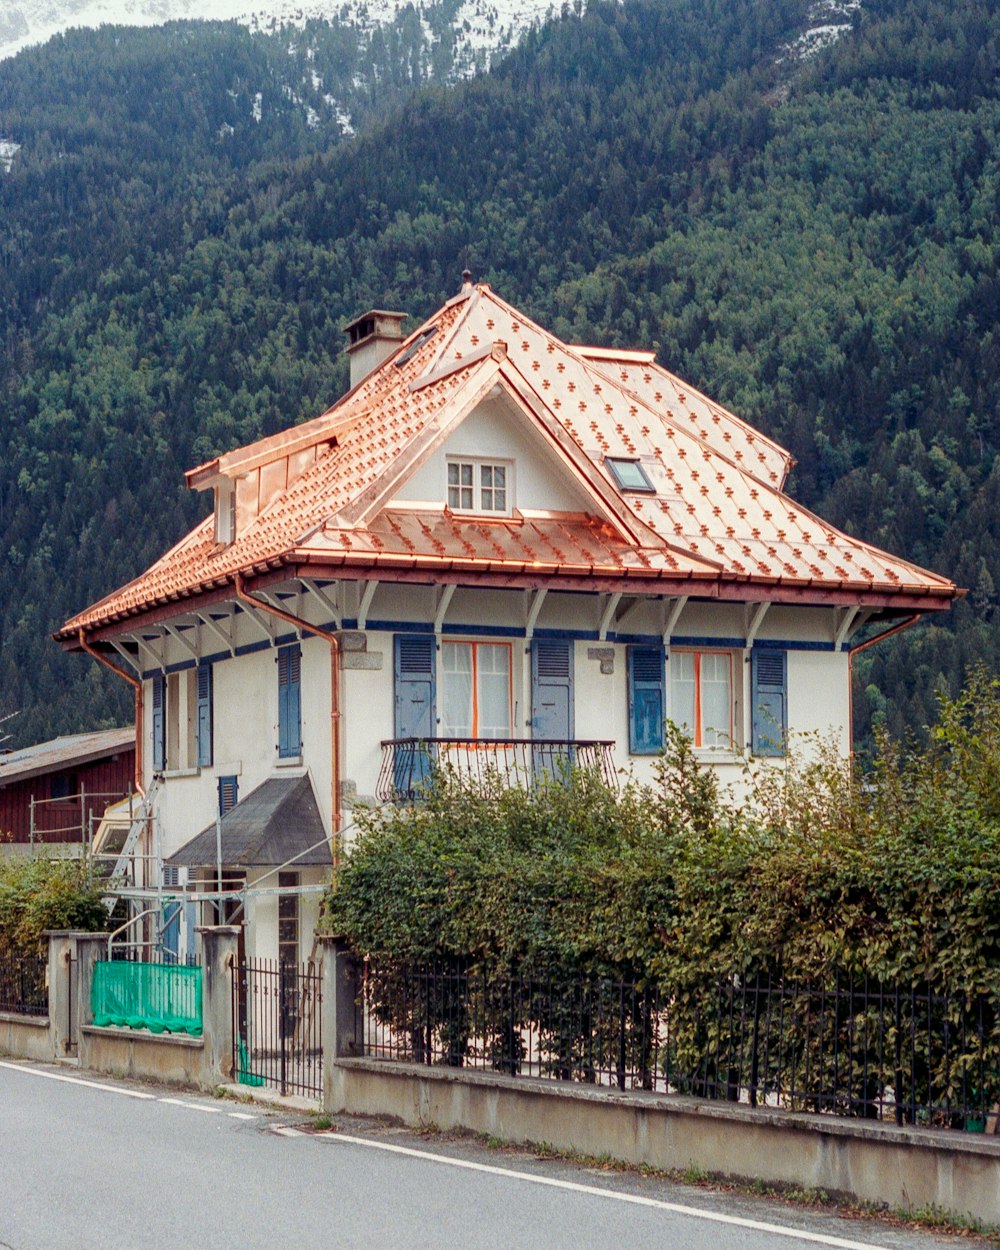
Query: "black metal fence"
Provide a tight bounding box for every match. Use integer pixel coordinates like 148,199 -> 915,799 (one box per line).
0,950 -> 48,1016
377,738 -> 618,801
232,958 -> 323,1097
359,963 -> 1000,1131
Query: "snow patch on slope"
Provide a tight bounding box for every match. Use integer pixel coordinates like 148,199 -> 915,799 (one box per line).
0,0 -> 556,69
0,138 -> 21,171
780,0 -> 860,62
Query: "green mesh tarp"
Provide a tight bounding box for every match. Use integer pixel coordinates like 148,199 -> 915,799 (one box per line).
91,961 -> 203,1036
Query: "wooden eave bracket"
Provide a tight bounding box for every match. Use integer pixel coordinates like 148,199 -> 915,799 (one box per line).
744,601 -> 771,650
662,595 -> 688,645
598,591 -> 622,641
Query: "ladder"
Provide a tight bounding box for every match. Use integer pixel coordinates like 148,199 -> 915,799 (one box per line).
100,777 -> 162,911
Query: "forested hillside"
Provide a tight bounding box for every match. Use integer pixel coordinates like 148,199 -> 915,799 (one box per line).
1,0 -> 998,750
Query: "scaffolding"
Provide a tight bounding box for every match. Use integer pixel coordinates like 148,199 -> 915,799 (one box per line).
28,788 -> 131,851
30,783 -> 337,963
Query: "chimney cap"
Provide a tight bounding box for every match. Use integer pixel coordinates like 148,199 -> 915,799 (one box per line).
342,309 -> 407,351
461,268 -> 474,291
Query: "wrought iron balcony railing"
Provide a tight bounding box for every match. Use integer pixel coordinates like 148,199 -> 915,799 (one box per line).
376,738 -> 618,801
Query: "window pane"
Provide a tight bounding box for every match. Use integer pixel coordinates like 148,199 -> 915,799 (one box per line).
448,462 -> 475,510
700,654 -> 732,748
442,643 -> 473,735
480,463 -> 507,512
477,645 -> 511,736
607,459 -> 654,491
670,651 -> 696,740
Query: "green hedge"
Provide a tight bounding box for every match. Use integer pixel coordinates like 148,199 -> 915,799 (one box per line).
325,672 -> 1000,994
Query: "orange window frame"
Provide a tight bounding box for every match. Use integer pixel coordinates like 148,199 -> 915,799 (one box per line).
443,640 -> 514,739
672,650 -> 734,749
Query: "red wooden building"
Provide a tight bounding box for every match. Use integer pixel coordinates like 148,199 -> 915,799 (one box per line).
0,728 -> 135,847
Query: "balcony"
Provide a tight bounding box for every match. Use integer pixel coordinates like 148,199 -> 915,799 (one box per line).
376,738 -> 618,801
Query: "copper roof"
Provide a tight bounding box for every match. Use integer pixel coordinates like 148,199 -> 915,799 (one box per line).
59,285 -> 957,639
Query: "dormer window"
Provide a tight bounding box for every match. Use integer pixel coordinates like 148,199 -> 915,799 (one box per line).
447,459 -> 512,515
215,482 -> 237,545
606,457 -> 655,493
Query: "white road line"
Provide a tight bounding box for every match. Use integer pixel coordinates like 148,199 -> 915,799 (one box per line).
273,1126 -> 305,1137
318,1133 -> 888,1250
158,1097 -> 222,1113
227,1112 -> 257,1121
0,1060 -> 156,1100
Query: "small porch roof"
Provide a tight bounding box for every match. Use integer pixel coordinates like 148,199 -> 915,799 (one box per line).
166,774 -> 331,869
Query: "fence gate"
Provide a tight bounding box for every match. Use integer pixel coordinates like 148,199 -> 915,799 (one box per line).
66,953 -> 78,1056
232,957 -> 323,1098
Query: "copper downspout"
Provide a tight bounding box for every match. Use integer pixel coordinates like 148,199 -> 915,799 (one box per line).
847,614 -> 921,752
78,628 -> 145,798
234,573 -> 342,874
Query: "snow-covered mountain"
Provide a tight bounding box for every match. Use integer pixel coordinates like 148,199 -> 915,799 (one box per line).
0,0 -> 557,68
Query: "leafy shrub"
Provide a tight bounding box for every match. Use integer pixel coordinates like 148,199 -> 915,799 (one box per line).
326,671 -> 1000,996
0,855 -> 107,956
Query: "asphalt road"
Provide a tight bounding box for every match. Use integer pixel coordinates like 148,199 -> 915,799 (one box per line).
0,1059 -> 986,1250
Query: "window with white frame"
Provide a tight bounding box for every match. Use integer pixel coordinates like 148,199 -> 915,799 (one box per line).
441,641 -> 512,737
447,459 -> 511,515
670,651 -> 734,750
215,481 -> 237,545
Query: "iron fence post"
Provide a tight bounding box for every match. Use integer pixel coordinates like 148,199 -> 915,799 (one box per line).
279,958 -> 288,1096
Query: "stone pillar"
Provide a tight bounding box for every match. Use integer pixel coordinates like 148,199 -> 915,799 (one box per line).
317,935 -> 362,1110
75,933 -> 111,1036
197,926 -> 241,1084
43,930 -> 97,1058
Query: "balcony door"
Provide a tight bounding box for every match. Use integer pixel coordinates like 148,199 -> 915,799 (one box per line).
393,634 -> 436,795
531,638 -> 575,777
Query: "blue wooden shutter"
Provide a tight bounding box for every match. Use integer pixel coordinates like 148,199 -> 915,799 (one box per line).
531,639 -> 574,739
752,649 -> 787,757
393,635 -> 436,796
628,646 -> 665,754
278,644 -> 302,757
218,774 -> 238,815
196,663 -> 213,768
151,673 -> 166,771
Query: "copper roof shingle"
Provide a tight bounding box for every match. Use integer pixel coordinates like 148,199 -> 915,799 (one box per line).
59,285 -> 957,638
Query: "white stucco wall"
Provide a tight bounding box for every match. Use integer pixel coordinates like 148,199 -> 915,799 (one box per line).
142,588 -> 857,827
392,396 -> 593,514
138,580 -> 857,954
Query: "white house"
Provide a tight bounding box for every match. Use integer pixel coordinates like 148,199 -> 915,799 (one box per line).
57,278 -> 958,961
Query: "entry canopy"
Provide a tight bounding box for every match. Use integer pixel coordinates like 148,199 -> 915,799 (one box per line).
166,775 -> 331,868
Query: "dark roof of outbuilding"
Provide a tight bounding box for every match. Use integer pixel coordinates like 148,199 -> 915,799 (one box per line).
0,728 -> 134,787
166,774 -> 331,868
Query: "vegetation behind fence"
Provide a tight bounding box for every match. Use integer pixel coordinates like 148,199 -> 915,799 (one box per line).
326,675 -> 1000,1130
360,961 -> 1000,1130
0,949 -> 47,1016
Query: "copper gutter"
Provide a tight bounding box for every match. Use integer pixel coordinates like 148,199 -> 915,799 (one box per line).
77,628 -> 145,798
234,572 -> 342,875
849,614 -> 921,657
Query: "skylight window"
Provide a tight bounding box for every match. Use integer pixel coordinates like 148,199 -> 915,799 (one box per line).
395,325 -> 438,367
606,458 -> 655,493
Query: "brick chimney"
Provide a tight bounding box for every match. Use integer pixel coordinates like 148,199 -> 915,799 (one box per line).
342,309 -> 407,389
